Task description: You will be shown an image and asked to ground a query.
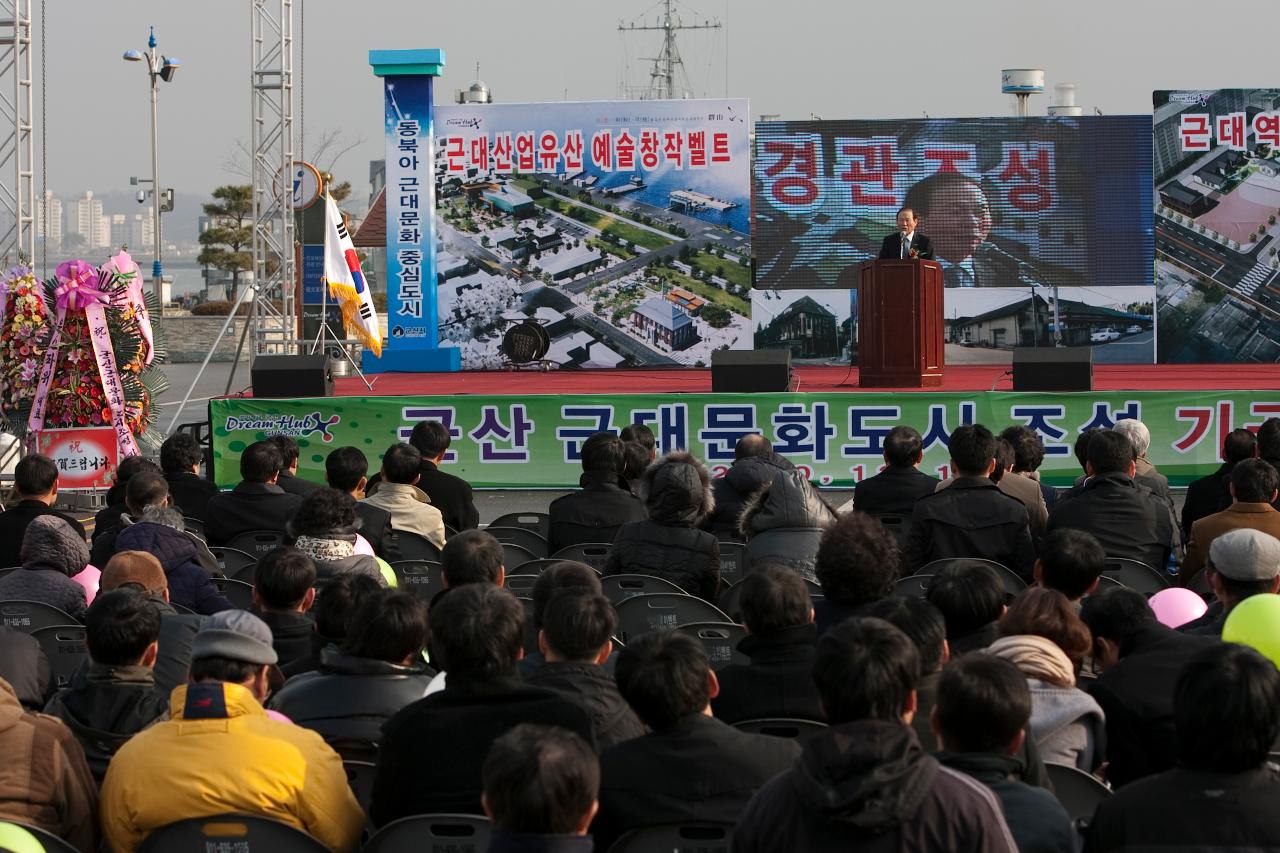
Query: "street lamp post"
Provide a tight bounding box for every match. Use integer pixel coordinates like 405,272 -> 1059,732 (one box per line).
123,27 -> 179,312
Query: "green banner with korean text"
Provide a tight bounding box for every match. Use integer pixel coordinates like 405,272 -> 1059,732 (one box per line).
209,392 -> 1280,490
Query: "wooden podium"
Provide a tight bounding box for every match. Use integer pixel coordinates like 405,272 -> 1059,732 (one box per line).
856,259 -> 944,387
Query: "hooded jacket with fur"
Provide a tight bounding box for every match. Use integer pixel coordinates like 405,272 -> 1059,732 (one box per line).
736,470 -> 837,583
603,451 -> 721,601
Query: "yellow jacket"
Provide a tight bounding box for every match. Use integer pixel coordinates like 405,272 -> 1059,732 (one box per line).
100,681 -> 364,852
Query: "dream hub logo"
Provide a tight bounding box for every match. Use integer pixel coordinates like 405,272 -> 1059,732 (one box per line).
224,412 -> 342,443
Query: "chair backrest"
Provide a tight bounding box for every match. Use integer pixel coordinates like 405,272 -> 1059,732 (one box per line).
212,577 -> 257,611
504,573 -> 539,597
551,542 -> 613,572
136,814 -> 331,853
510,558 -> 582,577
499,541 -> 539,571
0,599 -> 80,633
733,717 -> 829,743
225,530 -> 289,560
919,558 -> 1025,596
343,760 -> 377,816
391,560 -> 446,602
1100,558 -> 1170,596
600,573 -> 687,605
0,820 -> 81,853
0,567 -> 17,580
717,578 -> 824,621
389,531 -> 444,562
606,823 -> 733,853
210,547 -> 258,581
489,512 -> 551,541
183,516 -> 206,536
1094,574 -> 1125,592
519,596 -> 539,656
871,512 -> 912,551
892,574 -> 933,599
1043,762 -> 1111,822
30,625 -> 87,691
485,526 -> 549,559
715,540 -> 748,589
673,622 -> 748,670
614,593 -> 731,643
362,814 -> 492,853
552,521 -> 623,554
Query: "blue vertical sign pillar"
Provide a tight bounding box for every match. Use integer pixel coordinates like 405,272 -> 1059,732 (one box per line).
366,49 -> 460,373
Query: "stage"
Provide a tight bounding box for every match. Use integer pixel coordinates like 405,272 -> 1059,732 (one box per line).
336,363 -> 1280,397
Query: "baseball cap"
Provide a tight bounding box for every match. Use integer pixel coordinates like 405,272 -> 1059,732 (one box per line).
101,551 -> 168,594
191,610 -> 279,665
1209,528 -> 1280,582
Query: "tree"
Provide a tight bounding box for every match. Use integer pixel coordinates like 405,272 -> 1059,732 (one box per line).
702,303 -> 732,328
197,185 -> 253,300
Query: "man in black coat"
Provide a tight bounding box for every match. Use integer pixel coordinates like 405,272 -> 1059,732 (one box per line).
592,631 -> 800,851
0,454 -> 86,568
203,441 -> 304,547
524,589 -> 644,749
712,567 -> 823,723
251,547 -> 317,672
370,585 -> 594,826
733,619 -> 1017,853
548,432 -> 646,553
853,425 -> 940,516
1080,587 -> 1219,789
1047,429 -> 1173,573
905,424 -> 1034,577
159,432 -> 219,522
324,446 -> 397,560
1181,427 -> 1257,537
268,435 -> 322,497
933,655 -> 1074,853
878,207 -> 935,260
1085,643 -> 1280,852
705,434 -> 795,538
368,420 -> 480,532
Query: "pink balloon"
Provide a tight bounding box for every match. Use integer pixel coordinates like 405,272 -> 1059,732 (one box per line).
265,709 -> 293,724
71,564 -> 100,606
1148,587 -> 1208,629
354,534 -> 375,557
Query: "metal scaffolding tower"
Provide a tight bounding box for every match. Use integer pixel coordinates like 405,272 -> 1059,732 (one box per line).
249,0 -> 295,358
618,0 -> 720,101
0,0 -> 33,266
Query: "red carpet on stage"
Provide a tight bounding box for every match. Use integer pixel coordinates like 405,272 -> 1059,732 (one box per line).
333,364 -> 1280,398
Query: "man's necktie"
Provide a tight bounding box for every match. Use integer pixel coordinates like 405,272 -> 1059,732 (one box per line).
901,235 -> 908,259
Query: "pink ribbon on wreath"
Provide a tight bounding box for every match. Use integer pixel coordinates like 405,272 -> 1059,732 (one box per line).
28,260 -> 139,458
103,249 -> 155,366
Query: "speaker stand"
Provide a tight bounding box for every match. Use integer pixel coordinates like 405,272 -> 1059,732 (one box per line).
309,272 -> 375,393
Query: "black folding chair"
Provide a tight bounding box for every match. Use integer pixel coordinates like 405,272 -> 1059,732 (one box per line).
389,531 -> 444,562
0,567 -> 17,580
183,516 -> 206,536
212,577 -> 257,611
510,558 -> 584,576
519,596 -> 539,656
716,540 -> 748,589
225,530 -> 289,560
1044,762 -> 1111,824
606,823 -> 733,853
871,512 -> 911,552
551,542 -> 612,572
391,560 -> 446,603
614,593 -> 731,643
500,542 -> 538,572
30,624 -> 88,690
0,599 -> 81,632
892,574 -> 933,598
1101,557 -> 1170,596
137,814 -> 330,852
919,558 -> 1026,597
601,573 -> 686,605
504,573 -> 539,597
733,717 -> 828,744
674,622 -> 748,670
209,547 -> 259,580
485,526 -> 549,559
343,760 -> 377,816
362,814 -> 492,853
489,511 -> 551,541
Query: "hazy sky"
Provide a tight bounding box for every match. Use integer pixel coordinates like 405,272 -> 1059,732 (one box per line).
44,0 -> 1270,206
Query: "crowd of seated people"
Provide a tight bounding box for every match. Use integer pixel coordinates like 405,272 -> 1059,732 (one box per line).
3,416 -> 1280,853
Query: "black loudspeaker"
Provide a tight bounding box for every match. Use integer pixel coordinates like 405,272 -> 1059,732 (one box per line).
711,349 -> 792,393
1012,347 -> 1093,392
251,354 -> 334,398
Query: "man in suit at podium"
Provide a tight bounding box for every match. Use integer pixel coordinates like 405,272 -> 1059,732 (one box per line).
878,207 -> 934,261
